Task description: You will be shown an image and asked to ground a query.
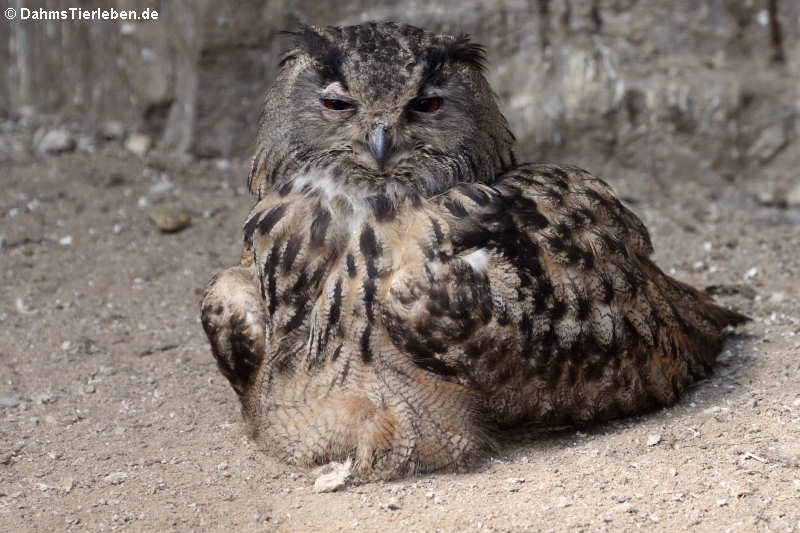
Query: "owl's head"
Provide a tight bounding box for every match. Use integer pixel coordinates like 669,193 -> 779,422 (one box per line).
248,22 -> 516,200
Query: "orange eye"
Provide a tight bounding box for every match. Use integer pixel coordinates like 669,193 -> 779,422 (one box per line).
410,96 -> 442,113
322,98 -> 354,111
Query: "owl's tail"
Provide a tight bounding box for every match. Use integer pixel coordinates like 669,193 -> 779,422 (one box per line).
643,260 -> 750,376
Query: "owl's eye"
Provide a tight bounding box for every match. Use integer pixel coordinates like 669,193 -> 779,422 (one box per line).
321,98 -> 355,111
410,97 -> 442,113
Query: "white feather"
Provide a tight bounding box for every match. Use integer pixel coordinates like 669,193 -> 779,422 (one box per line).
461,248 -> 489,274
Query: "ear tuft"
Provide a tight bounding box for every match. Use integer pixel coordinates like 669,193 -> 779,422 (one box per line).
446,34 -> 487,72
279,25 -> 345,81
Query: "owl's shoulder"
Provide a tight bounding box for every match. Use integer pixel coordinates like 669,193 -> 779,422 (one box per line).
439,162 -> 653,260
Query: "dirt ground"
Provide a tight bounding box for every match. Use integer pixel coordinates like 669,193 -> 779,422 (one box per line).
1,147 -> 798,532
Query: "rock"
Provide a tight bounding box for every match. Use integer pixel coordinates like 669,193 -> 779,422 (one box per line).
380,497 -> 401,510
148,176 -> 174,195
754,185 -> 785,208
149,207 -> 190,233
15,296 -> 37,315
125,134 -> 151,157
76,135 -> 96,153
0,449 -> 18,465
104,472 -> 128,485
555,496 -> 571,508
312,459 -> 352,493
747,124 -> 786,163
37,129 -> 76,154
646,434 -> 662,446
0,396 -> 22,408
769,292 -> 786,304
62,478 -> 76,494
101,121 -> 125,140
34,392 -> 56,405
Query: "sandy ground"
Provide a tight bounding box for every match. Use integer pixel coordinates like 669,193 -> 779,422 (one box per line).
1,151 -> 799,532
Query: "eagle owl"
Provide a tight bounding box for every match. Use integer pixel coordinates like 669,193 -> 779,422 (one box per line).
201,22 -> 746,480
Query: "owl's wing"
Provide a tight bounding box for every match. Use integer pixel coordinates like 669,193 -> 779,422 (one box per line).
381,163 -> 747,427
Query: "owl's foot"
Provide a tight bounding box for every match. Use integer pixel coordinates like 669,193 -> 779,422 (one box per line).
349,374 -> 494,480
248,365 -> 493,481
201,265 -> 266,395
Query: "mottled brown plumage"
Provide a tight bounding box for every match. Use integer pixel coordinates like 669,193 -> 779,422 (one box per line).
201,22 -> 746,480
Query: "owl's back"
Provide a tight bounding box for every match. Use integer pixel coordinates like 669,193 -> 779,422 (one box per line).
418,163 -> 748,428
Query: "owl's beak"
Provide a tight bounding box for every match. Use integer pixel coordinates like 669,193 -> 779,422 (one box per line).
369,124 -> 391,169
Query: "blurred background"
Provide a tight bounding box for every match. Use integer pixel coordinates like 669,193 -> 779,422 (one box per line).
2,0 -> 799,201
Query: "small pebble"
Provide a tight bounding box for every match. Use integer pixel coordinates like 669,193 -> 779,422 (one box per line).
149,176 -> 174,195
38,128 -> 76,153
313,459 -> 351,493
58,235 -> 73,246
149,207 -> 191,233
380,497 -> 401,510
104,472 -> 128,485
101,121 -> 125,140
34,392 -> 55,405
743,267 -> 758,280
0,396 -> 22,408
647,434 -> 662,446
125,134 -> 151,157
769,292 -> 786,304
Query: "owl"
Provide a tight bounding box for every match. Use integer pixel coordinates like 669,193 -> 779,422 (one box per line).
201,22 -> 747,480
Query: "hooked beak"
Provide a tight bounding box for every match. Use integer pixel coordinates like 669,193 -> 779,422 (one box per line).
369,124 -> 390,169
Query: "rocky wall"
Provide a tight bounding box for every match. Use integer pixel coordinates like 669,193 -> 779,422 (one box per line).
2,0 -> 799,192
